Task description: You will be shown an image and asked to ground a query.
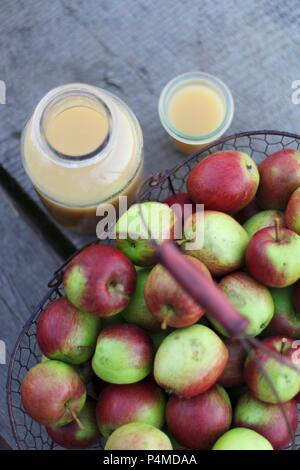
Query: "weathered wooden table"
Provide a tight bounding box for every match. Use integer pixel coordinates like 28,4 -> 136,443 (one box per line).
1,0 -> 300,449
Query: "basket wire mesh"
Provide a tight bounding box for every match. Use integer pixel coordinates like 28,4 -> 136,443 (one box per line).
7,130 -> 300,450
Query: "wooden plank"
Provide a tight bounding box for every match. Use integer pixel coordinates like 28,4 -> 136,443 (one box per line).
0,183 -> 63,448
1,0 -> 299,248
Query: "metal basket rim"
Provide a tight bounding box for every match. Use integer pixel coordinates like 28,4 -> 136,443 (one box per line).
137,129 -> 300,200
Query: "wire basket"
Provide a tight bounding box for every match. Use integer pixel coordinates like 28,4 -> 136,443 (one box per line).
7,130 -> 300,450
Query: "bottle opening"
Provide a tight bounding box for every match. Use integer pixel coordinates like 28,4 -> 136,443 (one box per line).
40,91 -> 112,161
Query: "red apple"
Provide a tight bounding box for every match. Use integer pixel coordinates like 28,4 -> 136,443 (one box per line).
257,149 -> 300,209
144,255 -> 212,328
63,244 -> 136,317
21,360 -> 86,426
96,379 -> 165,438
234,391 -> 298,450
166,384 -> 232,449
92,324 -> 153,384
37,297 -> 101,364
187,151 -> 259,213
244,336 -> 300,403
219,339 -> 247,387
246,225 -> 300,287
46,398 -> 100,449
286,187 -> 300,235
154,324 -> 228,398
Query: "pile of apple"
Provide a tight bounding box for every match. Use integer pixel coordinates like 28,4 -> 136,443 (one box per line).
21,148 -> 300,451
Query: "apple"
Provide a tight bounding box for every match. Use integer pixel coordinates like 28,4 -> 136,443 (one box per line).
163,192 -> 196,221
21,360 -> 86,426
257,148 -> 300,209
63,244 -> 136,317
104,423 -> 173,450
212,427 -> 273,450
92,324 -> 153,384
46,397 -> 100,449
121,268 -> 160,330
246,225 -> 300,287
235,199 -> 260,224
286,187 -> 300,235
40,354 -> 94,385
115,202 -> 177,266
187,151 -> 259,213
243,210 -> 285,238
293,280 -> 300,312
267,287 -> 300,338
207,272 -> 274,337
219,339 -> 247,387
144,255 -> 212,329
234,391 -> 298,450
166,384 -> 232,450
183,211 -> 249,276
154,324 -> 228,398
244,336 -> 300,404
37,297 -> 101,365
96,379 -> 165,438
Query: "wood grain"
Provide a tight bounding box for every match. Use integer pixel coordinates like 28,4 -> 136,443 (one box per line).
0,185 -> 62,448
1,0 -> 300,247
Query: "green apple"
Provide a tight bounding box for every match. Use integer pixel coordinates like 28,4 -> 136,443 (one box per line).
104,423 -> 173,450
154,324 -> 228,398
183,211 -> 249,276
115,202 -> 177,266
121,268 -> 160,330
267,286 -> 300,338
212,427 -> 273,450
244,337 -> 300,404
92,324 -> 153,384
207,272 -> 274,337
243,210 -> 285,238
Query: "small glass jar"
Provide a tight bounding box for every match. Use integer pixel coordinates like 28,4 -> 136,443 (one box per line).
21,83 -> 144,234
158,72 -> 234,154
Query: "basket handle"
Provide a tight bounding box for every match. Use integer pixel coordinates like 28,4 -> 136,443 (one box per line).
156,241 -> 248,337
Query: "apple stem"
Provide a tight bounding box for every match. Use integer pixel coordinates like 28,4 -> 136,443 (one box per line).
161,318 -> 168,330
274,218 -> 281,243
67,405 -> 84,430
